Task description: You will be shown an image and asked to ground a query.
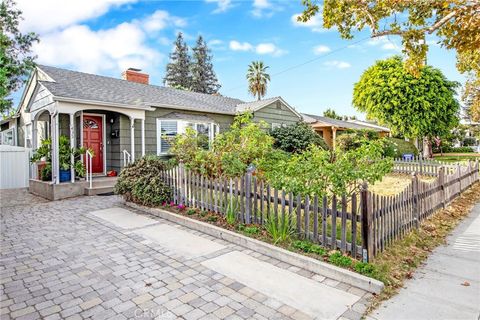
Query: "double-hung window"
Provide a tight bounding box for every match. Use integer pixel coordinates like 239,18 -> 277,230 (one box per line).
25,124 -> 32,148
156,119 -> 219,155
1,128 -> 16,146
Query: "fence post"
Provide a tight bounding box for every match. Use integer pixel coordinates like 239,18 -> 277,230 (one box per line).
438,166 -> 446,209
245,166 -> 253,224
178,161 -> 185,206
412,172 -> 419,228
361,182 -> 374,262
457,163 -> 462,193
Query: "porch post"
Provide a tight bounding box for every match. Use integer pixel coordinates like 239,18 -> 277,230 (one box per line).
55,113 -> 60,184
130,117 -> 135,162
332,127 -> 337,150
50,112 -> 56,183
141,119 -> 145,157
31,118 -> 37,179
69,113 -> 75,183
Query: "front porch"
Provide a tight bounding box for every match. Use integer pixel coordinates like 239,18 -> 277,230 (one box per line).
29,176 -> 119,200
28,100 -> 151,199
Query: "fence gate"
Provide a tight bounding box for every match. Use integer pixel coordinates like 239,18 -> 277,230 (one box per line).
0,145 -> 32,189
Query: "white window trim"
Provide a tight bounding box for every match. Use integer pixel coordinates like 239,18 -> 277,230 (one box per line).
156,118 -> 219,155
1,127 -> 16,146
271,123 -> 281,130
25,123 -> 32,148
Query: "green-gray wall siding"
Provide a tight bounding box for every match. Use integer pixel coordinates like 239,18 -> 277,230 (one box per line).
252,101 -> 301,127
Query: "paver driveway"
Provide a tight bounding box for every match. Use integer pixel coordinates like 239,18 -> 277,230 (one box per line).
0,190 -> 371,320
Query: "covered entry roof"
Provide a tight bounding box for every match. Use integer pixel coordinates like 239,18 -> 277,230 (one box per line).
302,113 -> 390,132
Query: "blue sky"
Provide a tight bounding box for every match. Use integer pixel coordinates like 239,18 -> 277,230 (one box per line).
14,0 -> 464,119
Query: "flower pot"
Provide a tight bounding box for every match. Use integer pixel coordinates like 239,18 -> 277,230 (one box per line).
59,169 -> 71,182
37,161 -> 46,179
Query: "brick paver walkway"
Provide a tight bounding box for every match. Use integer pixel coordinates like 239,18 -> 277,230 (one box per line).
1,190 -> 371,320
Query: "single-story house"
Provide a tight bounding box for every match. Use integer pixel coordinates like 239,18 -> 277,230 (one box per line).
2,65 -> 302,197
302,114 -> 391,149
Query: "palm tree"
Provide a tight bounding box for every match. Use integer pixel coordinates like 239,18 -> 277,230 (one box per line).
246,61 -> 270,100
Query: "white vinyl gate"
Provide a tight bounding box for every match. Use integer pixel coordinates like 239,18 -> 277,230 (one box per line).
0,145 -> 32,189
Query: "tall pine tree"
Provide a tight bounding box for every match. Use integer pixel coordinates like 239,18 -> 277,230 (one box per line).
190,36 -> 221,94
164,32 -> 191,90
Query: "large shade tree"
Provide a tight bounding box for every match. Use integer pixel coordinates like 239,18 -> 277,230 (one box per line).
298,0 -> 480,119
353,56 -> 460,158
246,61 -> 270,101
0,0 -> 39,114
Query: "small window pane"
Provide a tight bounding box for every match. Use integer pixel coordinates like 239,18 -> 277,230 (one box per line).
83,119 -> 98,128
160,120 -> 177,153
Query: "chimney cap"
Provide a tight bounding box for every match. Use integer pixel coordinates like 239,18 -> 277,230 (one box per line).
127,67 -> 142,72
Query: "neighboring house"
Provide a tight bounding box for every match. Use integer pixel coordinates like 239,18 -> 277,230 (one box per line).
9,65 -> 303,186
302,113 -> 391,149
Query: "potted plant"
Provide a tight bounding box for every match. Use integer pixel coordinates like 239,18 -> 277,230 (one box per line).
31,135 -> 89,182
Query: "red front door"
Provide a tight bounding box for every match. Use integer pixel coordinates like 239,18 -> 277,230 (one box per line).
83,115 -> 104,173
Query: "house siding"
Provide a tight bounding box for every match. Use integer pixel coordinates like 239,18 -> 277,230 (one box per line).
118,107 -> 235,161
252,101 -> 301,127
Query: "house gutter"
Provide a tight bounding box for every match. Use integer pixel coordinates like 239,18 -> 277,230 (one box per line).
148,103 -> 237,116
53,96 -> 155,111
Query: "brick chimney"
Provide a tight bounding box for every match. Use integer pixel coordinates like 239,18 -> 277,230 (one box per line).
122,68 -> 149,85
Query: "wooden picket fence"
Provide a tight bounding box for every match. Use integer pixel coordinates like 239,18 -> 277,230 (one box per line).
159,160 -> 479,261
368,160 -> 479,256
393,157 -> 457,176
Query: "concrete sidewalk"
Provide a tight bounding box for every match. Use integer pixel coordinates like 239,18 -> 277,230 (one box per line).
370,202 -> 480,320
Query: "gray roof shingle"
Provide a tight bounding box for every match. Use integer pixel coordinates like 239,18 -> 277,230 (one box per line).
38,65 -> 244,114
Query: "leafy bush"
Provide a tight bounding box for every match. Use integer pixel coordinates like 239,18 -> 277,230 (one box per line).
462,137 -> 477,146
292,240 -> 327,256
353,261 -> 376,277
440,146 -> 475,153
328,252 -> 353,268
171,112 -> 275,178
270,122 -> 329,153
115,156 -> 172,206
385,137 -> 418,158
263,143 -> 392,198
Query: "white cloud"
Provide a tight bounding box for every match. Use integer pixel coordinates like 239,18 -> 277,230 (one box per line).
208,39 -> 225,50
324,60 -> 351,69
291,10 -> 328,32
229,40 -> 286,56
255,43 -> 286,57
251,0 -> 277,18
142,10 -> 186,32
16,0 -> 136,33
34,23 -> 160,74
229,40 -> 253,51
313,45 -> 331,55
205,0 -> 233,13
367,36 -> 400,51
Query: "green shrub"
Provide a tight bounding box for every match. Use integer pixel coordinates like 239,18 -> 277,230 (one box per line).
385,137 -> 418,158
353,261 -> 376,277
114,156 -> 172,206
186,208 -> 196,215
207,216 -> 218,222
270,122 -> 329,153
245,226 -> 259,234
328,252 -> 353,268
292,240 -> 327,256
440,146 -> 475,153
463,137 -> 477,146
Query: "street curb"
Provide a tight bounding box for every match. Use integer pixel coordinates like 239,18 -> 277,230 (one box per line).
125,201 -> 384,294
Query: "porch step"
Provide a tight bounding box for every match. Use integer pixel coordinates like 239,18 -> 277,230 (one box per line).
84,177 -> 118,196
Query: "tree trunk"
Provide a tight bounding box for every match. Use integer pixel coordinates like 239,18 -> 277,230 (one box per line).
423,137 -> 433,159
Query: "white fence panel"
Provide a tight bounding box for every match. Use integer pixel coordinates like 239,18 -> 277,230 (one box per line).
0,145 -> 32,189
